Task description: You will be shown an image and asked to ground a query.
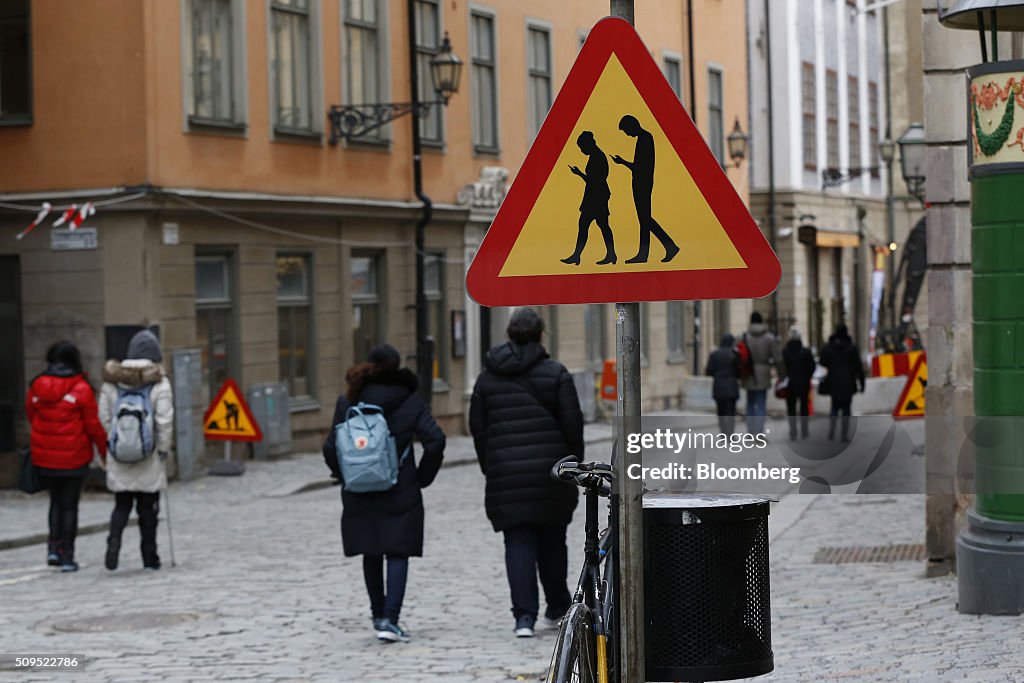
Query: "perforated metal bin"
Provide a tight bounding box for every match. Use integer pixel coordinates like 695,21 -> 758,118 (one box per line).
643,493 -> 773,682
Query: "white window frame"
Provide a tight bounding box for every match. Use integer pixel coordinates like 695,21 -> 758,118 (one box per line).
342,0 -> 390,143
415,0 -> 445,146
662,51 -> 684,102
469,5 -> 500,155
525,19 -> 553,142
706,65 -> 724,165
266,0 -> 323,138
181,0 -> 247,131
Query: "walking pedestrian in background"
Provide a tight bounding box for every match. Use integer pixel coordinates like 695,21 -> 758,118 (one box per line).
819,324 -> 865,442
781,327 -> 815,440
99,330 -> 174,570
26,341 -> 107,572
469,308 -> 584,638
741,312 -> 778,435
705,333 -> 741,436
323,344 -> 445,643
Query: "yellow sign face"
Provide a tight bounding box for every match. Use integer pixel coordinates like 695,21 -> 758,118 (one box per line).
499,55 -> 745,278
203,379 -> 262,441
894,357 -> 927,419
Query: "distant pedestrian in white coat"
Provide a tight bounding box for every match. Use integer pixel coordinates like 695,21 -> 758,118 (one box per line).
98,330 -> 174,570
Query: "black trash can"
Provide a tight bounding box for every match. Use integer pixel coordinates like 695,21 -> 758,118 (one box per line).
643,493 -> 773,682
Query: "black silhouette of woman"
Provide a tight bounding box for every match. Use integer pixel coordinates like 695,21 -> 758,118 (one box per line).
563,131 -> 617,266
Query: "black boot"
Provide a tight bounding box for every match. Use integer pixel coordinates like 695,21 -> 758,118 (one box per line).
105,534 -> 121,571
47,540 -> 61,567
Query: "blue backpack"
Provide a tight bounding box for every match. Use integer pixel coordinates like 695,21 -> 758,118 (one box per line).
108,385 -> 156,464
334,403 -> 409,493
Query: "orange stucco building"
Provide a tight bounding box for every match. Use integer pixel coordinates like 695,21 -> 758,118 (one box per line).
0,0 -> 753,476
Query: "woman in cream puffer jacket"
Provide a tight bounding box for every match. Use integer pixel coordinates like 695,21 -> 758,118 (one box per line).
98,330 -> 173,570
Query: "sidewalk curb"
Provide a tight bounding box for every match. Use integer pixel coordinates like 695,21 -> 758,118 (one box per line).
0,518 -> 136,552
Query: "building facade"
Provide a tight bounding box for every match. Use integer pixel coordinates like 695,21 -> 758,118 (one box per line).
0,0 -> 753,479
746,0 -> 924,353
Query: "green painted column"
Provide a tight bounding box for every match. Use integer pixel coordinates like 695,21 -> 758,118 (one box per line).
969,62 -> 1024,522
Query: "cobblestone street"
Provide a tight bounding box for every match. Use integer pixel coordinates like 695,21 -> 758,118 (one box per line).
0,423 -> 1020,682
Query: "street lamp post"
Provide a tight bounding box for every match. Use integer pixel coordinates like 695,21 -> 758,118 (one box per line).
326,14 -> 462,407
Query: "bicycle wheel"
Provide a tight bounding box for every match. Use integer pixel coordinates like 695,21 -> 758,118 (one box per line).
546,603 -> 597,683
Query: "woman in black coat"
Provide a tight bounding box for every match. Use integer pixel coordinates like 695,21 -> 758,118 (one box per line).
781,327 -> 816,440
705,333 -> 740,435
322,344 -> 445,643
819,324 -> 866,441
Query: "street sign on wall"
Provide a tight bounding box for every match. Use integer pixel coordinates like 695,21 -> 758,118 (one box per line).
466,17 -> 780,306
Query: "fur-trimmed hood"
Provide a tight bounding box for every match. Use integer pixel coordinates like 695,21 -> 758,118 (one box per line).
103,359 -> 166,388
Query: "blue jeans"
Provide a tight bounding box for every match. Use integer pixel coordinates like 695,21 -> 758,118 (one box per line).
363,554 -> 408,622
503,524 -> 572,621
746,389 -> 768,435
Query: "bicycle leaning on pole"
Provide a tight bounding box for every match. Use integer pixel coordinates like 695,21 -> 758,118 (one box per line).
546,456 -> 617,683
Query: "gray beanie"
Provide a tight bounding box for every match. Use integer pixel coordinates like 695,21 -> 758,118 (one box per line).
126,330 -> 163,363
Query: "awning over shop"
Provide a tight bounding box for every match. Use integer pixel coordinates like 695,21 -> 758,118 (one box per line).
797,226 -> 861,248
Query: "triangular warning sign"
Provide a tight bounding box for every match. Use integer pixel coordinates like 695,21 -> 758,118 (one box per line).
467,17 -> 780,306
203,379 -> 263,442
893,354 -> 927,420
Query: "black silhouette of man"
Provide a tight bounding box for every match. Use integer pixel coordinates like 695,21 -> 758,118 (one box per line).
611,115 -> 680,264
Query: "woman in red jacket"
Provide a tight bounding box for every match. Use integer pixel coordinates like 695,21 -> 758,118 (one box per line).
26,341 -> 107,572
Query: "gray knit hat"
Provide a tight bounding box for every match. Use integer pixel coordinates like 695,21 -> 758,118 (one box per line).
126,330 -> 163,363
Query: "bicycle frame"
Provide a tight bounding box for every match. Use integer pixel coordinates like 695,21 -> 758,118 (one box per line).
547,466 -> 616,683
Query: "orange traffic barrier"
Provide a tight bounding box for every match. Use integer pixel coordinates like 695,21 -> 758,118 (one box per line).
600,359 -> 617,401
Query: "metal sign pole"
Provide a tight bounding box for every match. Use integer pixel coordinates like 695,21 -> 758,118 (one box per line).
615,302 -> 644,682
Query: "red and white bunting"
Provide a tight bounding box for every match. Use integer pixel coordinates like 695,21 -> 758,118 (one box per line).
15,202 -> 52,240
69,202 -> 95,230
51,204 -> 79,228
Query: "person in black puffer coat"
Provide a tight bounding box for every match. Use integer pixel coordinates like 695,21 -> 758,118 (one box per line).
819,324 -> 865,441
469,308 -> 584,638
322,344 -> 445,643
781,327 -> 816,440
705,333 -> 741,435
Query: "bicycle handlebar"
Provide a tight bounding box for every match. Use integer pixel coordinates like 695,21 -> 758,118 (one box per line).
551,456 -> 614,496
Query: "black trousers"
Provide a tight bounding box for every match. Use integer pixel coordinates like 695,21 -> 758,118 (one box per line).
715,398 -> 737,435
109,491 -> 161,567
362,554 -> 409,622
829,396 -> 854,440
503,524 -> 572,621
45,475 -> 84,560
786,391 -> 810,437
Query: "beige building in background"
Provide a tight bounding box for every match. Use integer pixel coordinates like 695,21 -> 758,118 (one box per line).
0,0 -> 753,479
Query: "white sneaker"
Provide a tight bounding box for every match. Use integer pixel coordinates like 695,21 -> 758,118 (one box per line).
536,614 -> 561,631
514,616 -> 535,638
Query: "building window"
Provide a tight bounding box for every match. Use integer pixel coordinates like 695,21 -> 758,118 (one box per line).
664,55 -> 683,100
470,11 -> 498,153
526,26 -> 551,140
0,0 -> 31,124
848,75 -> 860,170
344,0 -> 385,140
707,68 -> 724,164
868,81 -> 879,177
539,306 -> 558,358
826,69 -> 839,170
425,252 -> 447,383
186,0 -> 241,127
585,304 -> 607,371
351,252 -> 383,365
667,301 -> 686,362
270,0 -> 314,134
195,254 -> 237,400
414,0 -> 442,144
801,62 -> 816,170
277,254 -> 314,400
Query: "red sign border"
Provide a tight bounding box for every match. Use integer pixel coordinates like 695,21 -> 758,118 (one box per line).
892,353 -> 927,420
202,378 -> 264,442
466,17 -> 781,306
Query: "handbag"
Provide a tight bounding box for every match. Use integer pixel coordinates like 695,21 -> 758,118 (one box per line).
17,448 -> 44,495
774,377 -> 789,400
817,375 -> 832,396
